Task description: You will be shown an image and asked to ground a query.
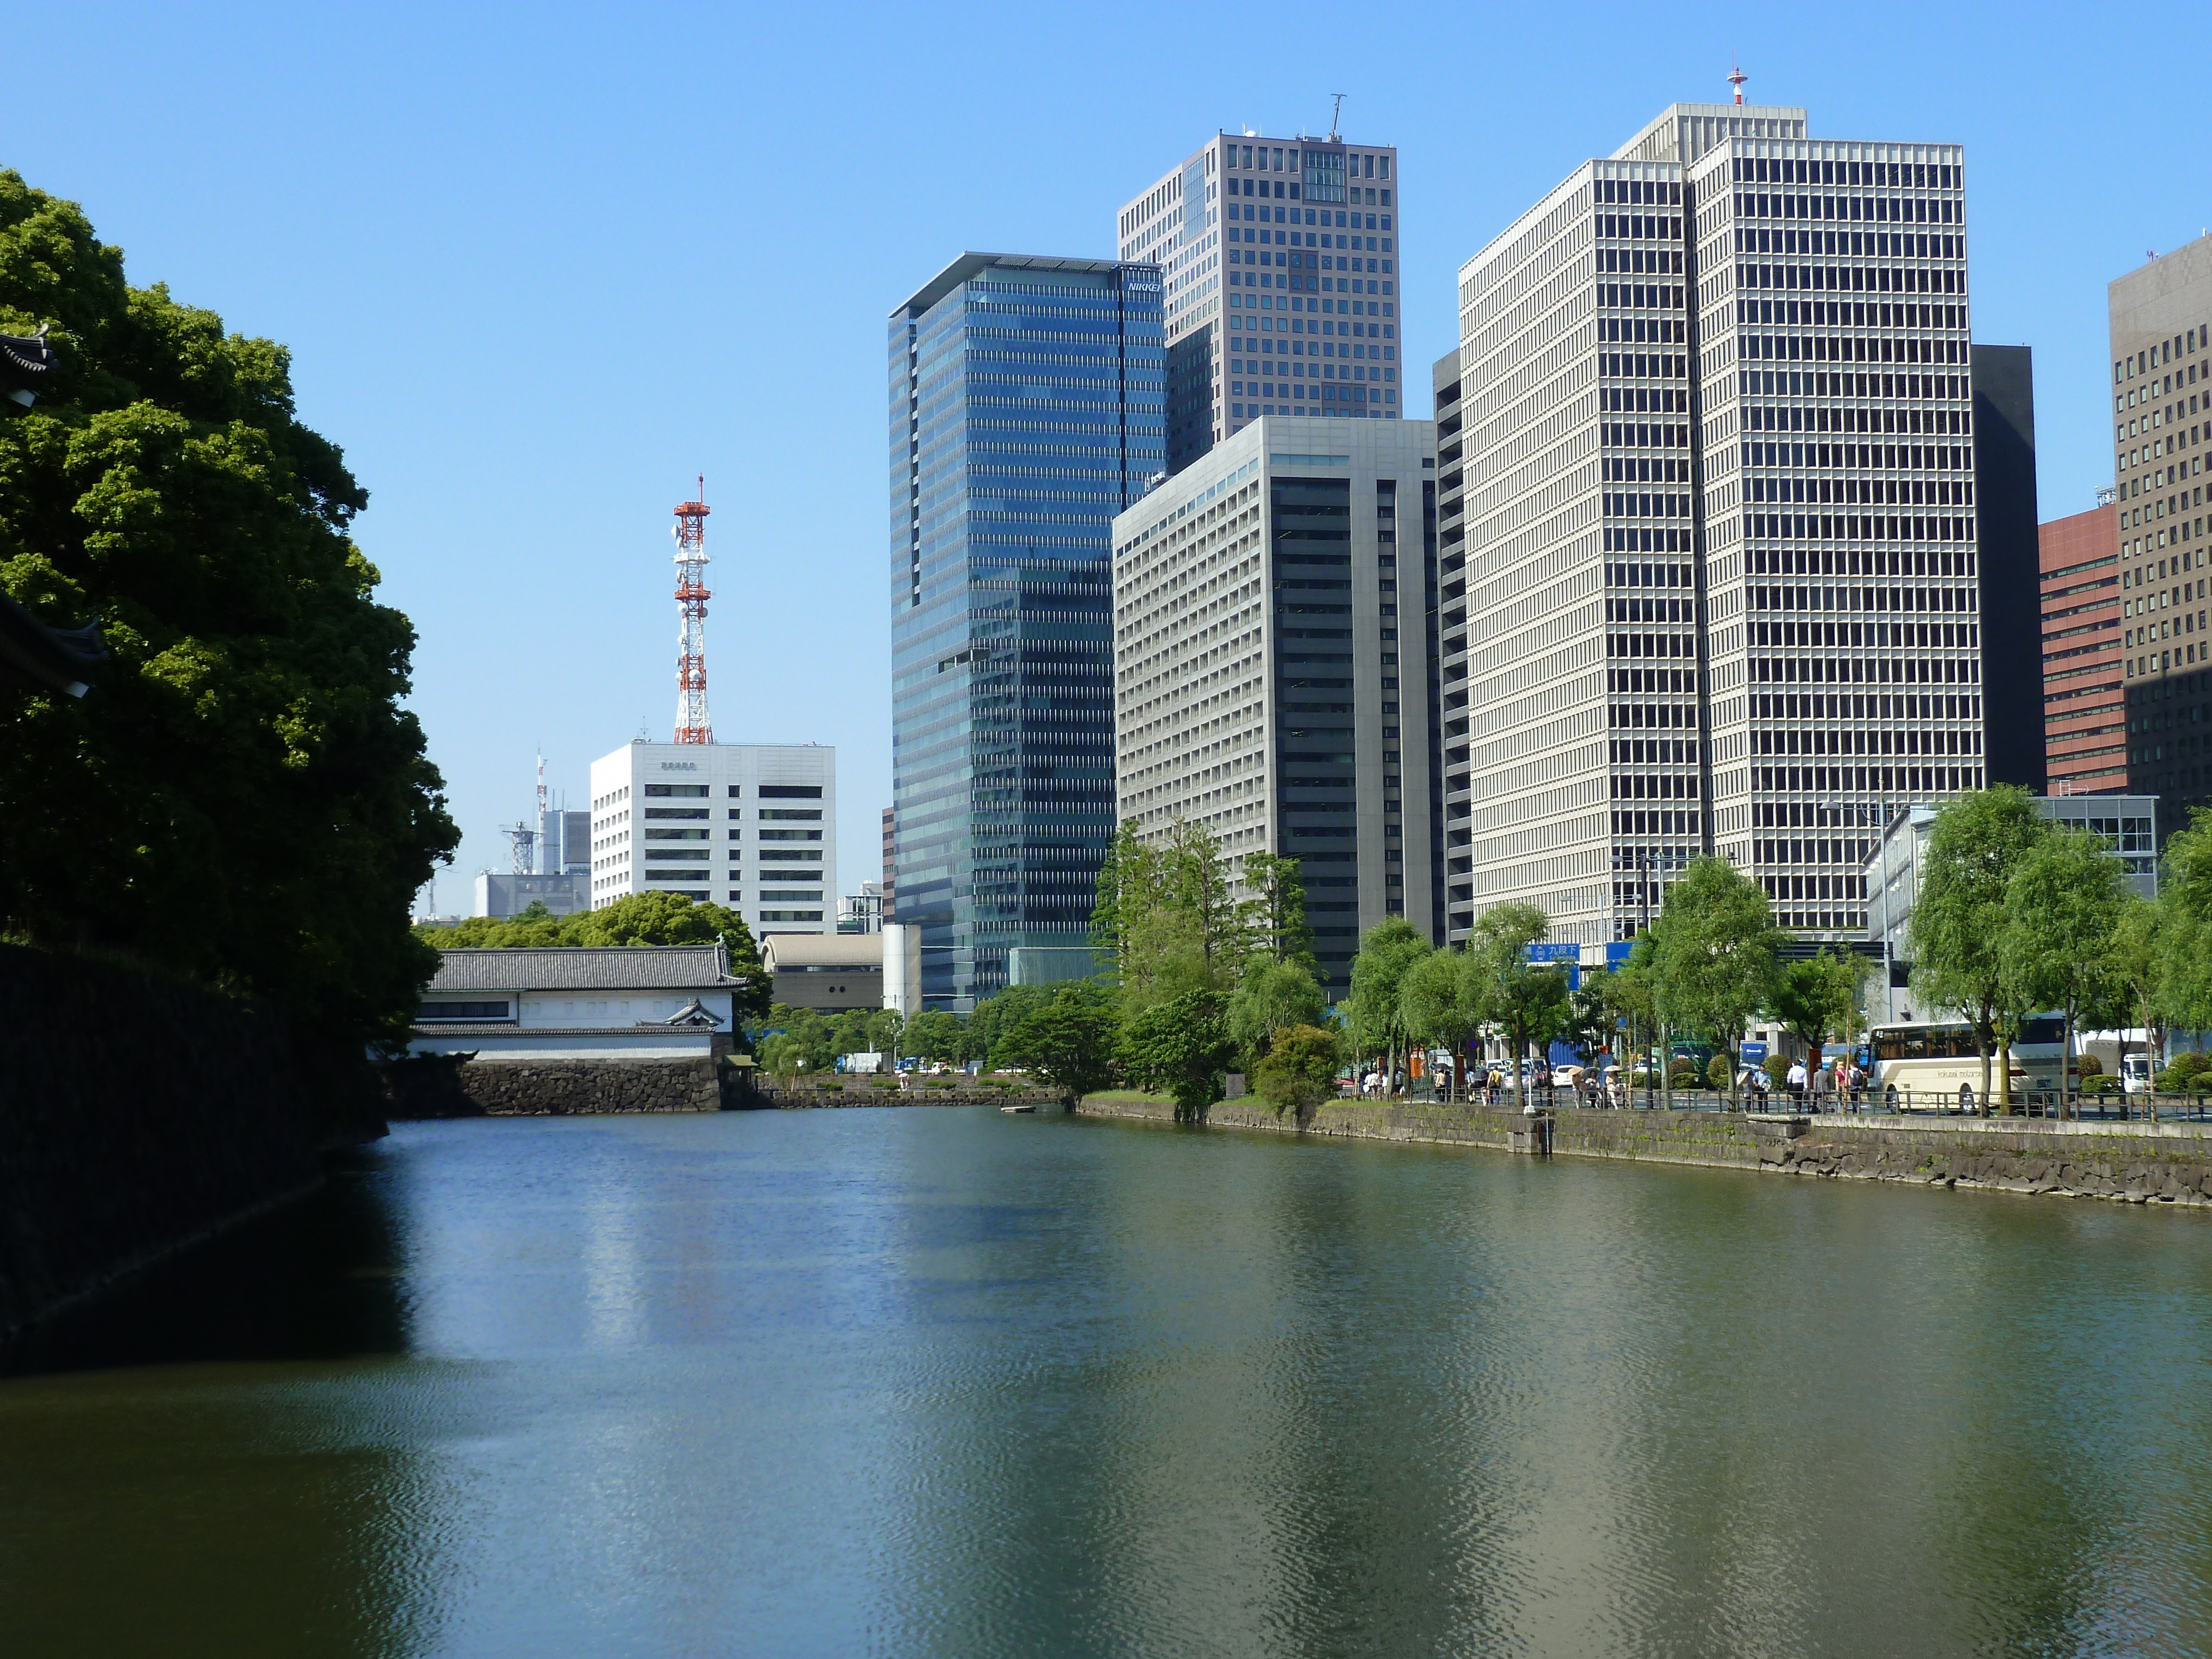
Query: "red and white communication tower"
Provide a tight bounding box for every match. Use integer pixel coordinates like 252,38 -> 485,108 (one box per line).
671,478 -> 713,744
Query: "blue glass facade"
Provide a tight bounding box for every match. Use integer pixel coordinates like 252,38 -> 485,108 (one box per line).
890,255 -> 1165,1010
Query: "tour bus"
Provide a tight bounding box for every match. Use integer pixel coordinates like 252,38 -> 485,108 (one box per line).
1868,1017 -> 2067,1112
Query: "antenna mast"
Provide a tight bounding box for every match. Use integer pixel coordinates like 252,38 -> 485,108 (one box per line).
671,477 -> 713,744
1728,62 -> 1747,105
1328,92 -> 1345,143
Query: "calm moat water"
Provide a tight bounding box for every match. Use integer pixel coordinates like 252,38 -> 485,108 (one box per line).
5,1107 -> 2212,1658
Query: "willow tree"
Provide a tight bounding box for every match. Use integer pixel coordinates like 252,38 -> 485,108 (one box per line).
1646,858 -> 1781,1109
2001,827 -> 2125,1114
1344,917 -> 1431,1091
1908,786 -> 2049,1110
1399,947 -> 1480,1102
0,170 -> 456,1065
1463,904 -> 1569,1108
2160,808 -> 2212,1038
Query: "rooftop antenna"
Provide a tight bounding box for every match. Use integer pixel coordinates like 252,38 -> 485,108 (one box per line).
1728,61 -> 1747,105
1328,93 -> 1345,143
671,476 -> 713,744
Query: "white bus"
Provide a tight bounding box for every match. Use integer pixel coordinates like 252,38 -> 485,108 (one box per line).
1869,1017 -> 2067,1112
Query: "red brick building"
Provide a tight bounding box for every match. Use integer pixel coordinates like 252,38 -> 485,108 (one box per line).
2040,503 -> 2125,791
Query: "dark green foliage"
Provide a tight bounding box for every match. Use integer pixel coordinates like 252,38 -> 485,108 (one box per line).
1225,956 -> 1326,1067
1252,1023 -> 1342,1117
0,170 -> 457,1055
902,1008 -> 965,1064
994,982 -> 1121,1097
760,1004 -> 835,1076
1238,850 -> 1316,974
1119,990 -> 1233,1119
970,983 -> 1059,1070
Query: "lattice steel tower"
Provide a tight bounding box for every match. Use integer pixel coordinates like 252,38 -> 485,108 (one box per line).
671,478 -> 713,744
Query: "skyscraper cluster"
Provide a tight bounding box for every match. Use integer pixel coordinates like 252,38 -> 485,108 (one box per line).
886,91 -> 2126,1010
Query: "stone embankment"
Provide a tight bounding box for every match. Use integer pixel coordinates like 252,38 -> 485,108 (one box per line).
382,1054 -> 724,1117
757,1077 -> 1065,1110
1073,1093 -> 2212,1208
0,943 -> 339,1337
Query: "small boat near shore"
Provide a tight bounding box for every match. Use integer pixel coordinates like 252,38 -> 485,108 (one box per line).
1000,1103 -> 1037,1114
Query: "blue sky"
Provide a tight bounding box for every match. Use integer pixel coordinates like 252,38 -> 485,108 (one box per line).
10,1 -> 2189,905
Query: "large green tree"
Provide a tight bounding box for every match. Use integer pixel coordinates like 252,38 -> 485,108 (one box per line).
1237,849 -> 1316,975
1645,858 -> 1782,1107
1399,946 -> 1483,1103
1464,904 -> 1572,1107
2001,827 -> 2126,1111
994,982 -> 1121,1099
2160,808 -> 2212,1034
1908,786 -> 2049,1108
1251,1024 -> 1342,1118
1225,956 -> 1327,1070
1770,949 -> 1871,1065
1120,990 -> 1234,1120
1344,918 -> 1431,1087
0,171 -> 457,1058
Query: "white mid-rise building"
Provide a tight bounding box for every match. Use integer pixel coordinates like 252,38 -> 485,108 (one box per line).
1119,132 -> 1406,474
1436,99 -> 1984,947
588,742 -> 836,936
1111,415 -> 1438,995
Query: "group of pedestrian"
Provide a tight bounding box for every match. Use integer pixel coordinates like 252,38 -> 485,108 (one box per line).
1782,1053 -> 1866,1112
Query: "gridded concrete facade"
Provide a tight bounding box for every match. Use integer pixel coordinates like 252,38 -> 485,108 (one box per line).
1111,417 -> 1437,995
1438,102 -> 1989,947
588,743 -> 836,935
2109,236 -> 2212,828
1120,135 -> 1405,475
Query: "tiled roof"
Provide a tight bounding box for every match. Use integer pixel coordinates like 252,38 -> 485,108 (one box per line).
762,932 -> 886,971
426,945 -> 733,993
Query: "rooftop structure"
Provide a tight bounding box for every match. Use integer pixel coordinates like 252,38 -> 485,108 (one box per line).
1120,130 -> 1405,474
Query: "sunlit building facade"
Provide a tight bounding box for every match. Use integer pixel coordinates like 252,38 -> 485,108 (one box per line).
889,253 -> 1165,1010
1119,133 -> 1405,476
1436,100 -> 1987,947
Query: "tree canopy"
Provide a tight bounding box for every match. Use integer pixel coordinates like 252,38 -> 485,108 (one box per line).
994,982 -> 1121,1098
1643,857 -> 1781,1094
0,170 -> 456,1056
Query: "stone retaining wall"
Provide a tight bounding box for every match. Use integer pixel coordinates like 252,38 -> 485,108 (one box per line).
1073,1094 -> 2212,1208
757,1080 -> 1066,1110
0,943 -> 332,1337
382,1054 -> 722,1117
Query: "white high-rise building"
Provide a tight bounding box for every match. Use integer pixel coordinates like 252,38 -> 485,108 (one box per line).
1119,132 -> 1406,474
588,742 -> 836,936
1110,415 -> 1438,996
1436,100 -> 1984,946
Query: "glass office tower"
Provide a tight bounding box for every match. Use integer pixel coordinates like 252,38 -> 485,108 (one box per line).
889,253 -> 1165,1010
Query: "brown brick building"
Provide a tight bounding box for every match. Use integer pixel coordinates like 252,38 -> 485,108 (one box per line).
2039,502 -> 2124,792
